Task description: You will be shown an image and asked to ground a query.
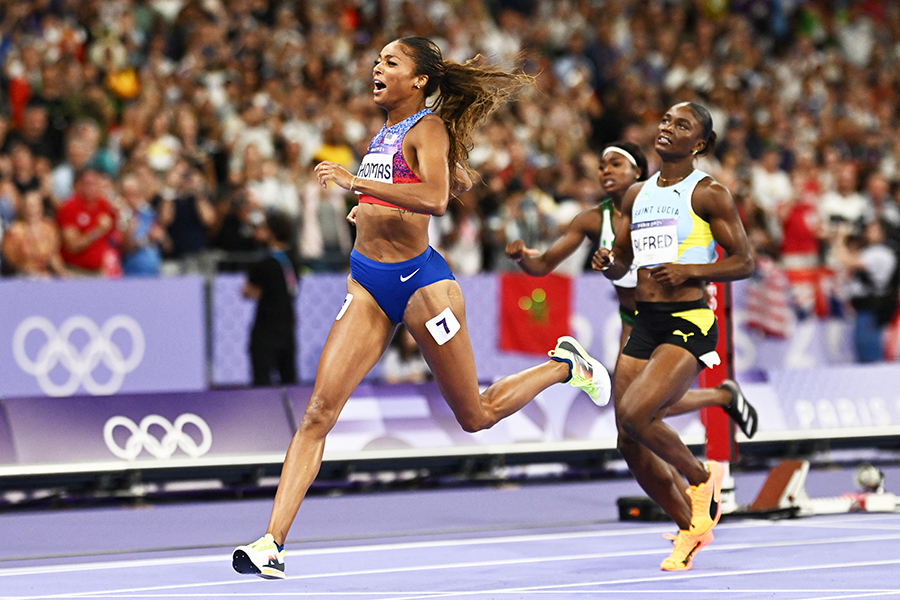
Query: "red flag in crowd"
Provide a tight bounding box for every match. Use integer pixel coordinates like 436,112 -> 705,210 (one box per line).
498,272 -> 571,355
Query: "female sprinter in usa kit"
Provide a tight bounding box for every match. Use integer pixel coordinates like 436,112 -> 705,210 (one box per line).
593,102 -> 754,572
232,36 -> 610,579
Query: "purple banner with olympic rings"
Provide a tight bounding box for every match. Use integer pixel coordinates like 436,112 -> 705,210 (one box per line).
0,276 -> 206,398
0,388 -> 292,465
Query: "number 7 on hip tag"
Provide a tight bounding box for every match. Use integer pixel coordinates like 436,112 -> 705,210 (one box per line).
425,307 -> 460,346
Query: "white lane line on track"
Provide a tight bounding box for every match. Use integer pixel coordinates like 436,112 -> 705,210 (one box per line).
3,527 -> 900,574
5,557 -> 900,600
6,593 -> 900,600
773,516 -> 900,532
2,539 -> 900,599
3,523 -> 900,599
1,522 -> 725,578
0,518 -> 844,578
3,528 -> 899,580
801,592 -> 900,600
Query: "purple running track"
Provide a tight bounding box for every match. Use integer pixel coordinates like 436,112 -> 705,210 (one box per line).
1,467 -> 898,599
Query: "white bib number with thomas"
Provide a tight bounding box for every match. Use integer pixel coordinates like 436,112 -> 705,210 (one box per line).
357,152 -> 394,184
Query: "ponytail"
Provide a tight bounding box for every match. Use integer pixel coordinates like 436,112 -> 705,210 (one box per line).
686,102 -> 717,156
397,37 -> 534,188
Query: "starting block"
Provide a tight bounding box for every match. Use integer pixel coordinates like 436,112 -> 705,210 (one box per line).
745,459 -> 897,517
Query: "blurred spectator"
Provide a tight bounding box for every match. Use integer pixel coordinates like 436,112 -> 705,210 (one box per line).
50,137 -> 93,206
115,100 -> 153,163
882,181 -> 900,252
778,187 -> 826,271
0,113 -> 11,155
311,115 -> 357,173
381,325 -> 431,384
118,172 -> 164,276
247,158 -> 301,218
820,160 -> 867,228
8,142 -> 48,199
487,180 -> 556,272
279,88 -> 324,169
834,220 -> 899,363
1,190 -> 67,278
56,165 -> 120,276
69,118 -> 117,179
226,100 -> 276,181
296,178 -> 352,272
750,147 -> 794,241
0,177 -> 17,228
439,198 -> 484,276
662,39 -> 713,95
173,104 -> 216,182
862,171 -> 893,225
145,110 -> 181,173
157,157 -> 216,274
209,186 -> 261,263
242,211 -> 298,387
820,160 -> 868,266
549,155 -> 602,275
5,98 -> 63,166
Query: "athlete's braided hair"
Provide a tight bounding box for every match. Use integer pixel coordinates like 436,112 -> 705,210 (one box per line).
397,37 -> 534,190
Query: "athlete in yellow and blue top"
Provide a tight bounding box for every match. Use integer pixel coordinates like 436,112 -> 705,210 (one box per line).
627,168 -> 721,368
505,143 -> 757,433
631,169 -> 718,271
593,102 -> 754,573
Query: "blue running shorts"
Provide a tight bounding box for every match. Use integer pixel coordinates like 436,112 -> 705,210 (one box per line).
349,246 -> 455,323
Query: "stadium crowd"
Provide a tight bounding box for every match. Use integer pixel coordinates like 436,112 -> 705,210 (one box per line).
0,0 -> 899,360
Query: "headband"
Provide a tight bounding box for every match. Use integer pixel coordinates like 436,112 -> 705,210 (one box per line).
602,146 -> 639,169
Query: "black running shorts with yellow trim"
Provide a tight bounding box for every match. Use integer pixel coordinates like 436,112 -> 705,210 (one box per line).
622,299 -> 720,368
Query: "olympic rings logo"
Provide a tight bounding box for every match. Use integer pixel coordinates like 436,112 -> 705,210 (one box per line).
104,414 -> 213,460
12,315 -> 145,397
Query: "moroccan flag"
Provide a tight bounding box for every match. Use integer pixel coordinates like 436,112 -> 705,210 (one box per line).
498,272 -> 572,355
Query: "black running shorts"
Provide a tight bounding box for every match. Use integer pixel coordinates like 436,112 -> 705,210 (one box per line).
622,299 -> 720,368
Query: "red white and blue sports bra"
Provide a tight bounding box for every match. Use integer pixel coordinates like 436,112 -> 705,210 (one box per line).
355,108 -> 430,210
